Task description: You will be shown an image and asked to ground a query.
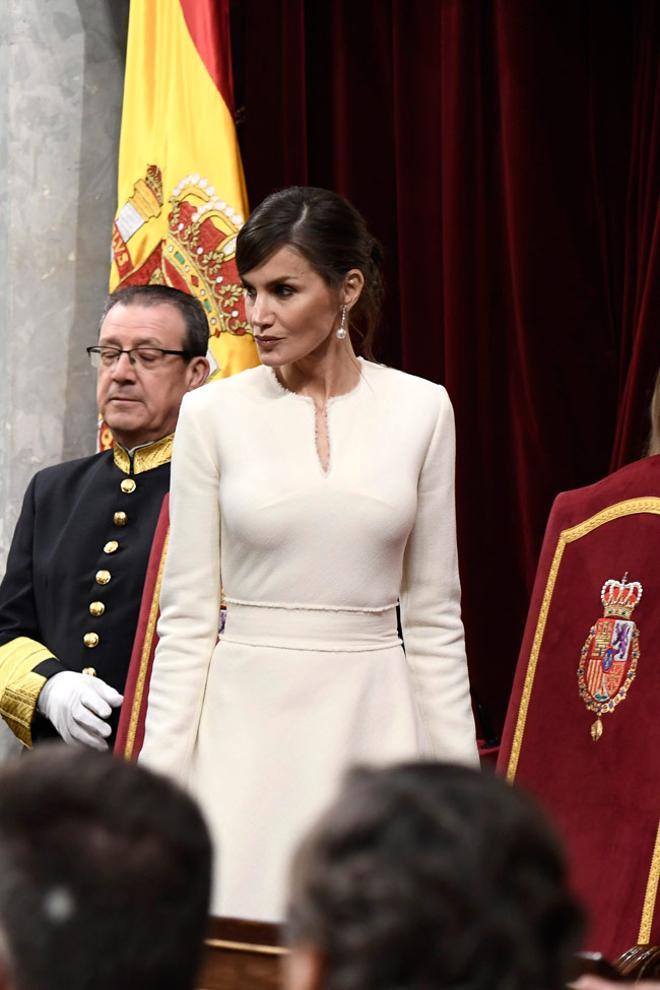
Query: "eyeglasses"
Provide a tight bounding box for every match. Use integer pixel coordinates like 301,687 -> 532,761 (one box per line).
86,346 -> 191,370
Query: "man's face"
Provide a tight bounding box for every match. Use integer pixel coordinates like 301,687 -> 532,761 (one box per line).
96,302 -> 208,448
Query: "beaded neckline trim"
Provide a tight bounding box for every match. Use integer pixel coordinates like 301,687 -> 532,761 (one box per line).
264,357 -> 366,406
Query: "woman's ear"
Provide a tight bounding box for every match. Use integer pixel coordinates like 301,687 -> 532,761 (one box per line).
343,268 -> 365,311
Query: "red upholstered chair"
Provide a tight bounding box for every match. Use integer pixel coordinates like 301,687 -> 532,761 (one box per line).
497,455 -> 660,959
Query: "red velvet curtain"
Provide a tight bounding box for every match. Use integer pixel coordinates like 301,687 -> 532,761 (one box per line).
230,0 -> 659,738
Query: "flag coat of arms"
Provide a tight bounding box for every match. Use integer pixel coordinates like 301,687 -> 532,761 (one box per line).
110,0 -> 258,380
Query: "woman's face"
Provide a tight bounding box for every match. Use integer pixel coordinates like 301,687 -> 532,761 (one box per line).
241,245 -> 343,367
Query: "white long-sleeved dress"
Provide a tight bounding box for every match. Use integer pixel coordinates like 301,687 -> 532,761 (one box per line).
139,358 -> 478,920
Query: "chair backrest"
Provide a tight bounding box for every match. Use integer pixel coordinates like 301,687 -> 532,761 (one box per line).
498,456 -> 660,957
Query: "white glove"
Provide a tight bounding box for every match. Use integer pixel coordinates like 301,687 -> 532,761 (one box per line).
37,671 -> 123,750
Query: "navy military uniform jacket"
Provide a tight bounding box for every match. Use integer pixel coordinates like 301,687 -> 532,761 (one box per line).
0,435 -> 172,746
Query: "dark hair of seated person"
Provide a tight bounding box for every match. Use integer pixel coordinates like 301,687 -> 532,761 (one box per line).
0,745 -> 212,990
99,283 -> 210,358
286,762 -> 584,990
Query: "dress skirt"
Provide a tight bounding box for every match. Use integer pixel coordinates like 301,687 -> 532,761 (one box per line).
191,603 -> 430,920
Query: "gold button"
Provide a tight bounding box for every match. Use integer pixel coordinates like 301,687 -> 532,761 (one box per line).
104,540 -> 119,554
83,633 -> 99,648
113,511 -> 128,526
95,569 -> 111,586
89,601 -> 105,617
120,479 -> 136,494
82,667 -> 97,677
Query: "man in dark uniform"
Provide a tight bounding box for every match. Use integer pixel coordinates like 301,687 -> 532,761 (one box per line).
0,284 -> 209,749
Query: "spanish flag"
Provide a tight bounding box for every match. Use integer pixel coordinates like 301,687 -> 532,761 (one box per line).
110,0 -> 258,380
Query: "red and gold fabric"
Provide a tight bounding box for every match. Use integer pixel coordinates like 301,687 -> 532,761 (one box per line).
109,0 -> 258,385
115,495 -> 170,760
498,455 -> 660,957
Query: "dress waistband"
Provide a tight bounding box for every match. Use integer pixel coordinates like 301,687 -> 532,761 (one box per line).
220,603 -> 401,653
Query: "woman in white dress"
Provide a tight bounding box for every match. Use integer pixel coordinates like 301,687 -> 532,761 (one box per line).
139,187 -> 479,921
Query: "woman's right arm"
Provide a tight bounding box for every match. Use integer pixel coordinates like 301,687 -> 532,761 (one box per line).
139,390 -> 221,783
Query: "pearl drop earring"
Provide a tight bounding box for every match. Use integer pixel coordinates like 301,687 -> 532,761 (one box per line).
337,305 -> 348,340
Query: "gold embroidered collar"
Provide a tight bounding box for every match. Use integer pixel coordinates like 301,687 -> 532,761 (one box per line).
112,434 -> 174,475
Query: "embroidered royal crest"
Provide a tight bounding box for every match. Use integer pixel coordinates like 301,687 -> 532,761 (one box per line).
577,574 -> 642,741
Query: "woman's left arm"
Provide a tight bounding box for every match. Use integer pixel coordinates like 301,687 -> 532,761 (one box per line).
400,386 -> 479,765
138,391 -> 222,783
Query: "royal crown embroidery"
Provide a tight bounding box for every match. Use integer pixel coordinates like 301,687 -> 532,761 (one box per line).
577,574 -> 642,741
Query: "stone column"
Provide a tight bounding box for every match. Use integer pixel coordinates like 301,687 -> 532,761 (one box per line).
0,0 -> 129,754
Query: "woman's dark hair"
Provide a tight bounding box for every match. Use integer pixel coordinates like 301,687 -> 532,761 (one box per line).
236,186 -> 384,359
287,763 -> 584,990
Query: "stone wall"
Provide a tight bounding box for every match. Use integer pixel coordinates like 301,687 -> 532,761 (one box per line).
0,0 -> 129,754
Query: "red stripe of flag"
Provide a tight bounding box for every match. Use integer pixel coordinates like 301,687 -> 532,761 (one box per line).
178,0 -> 235,112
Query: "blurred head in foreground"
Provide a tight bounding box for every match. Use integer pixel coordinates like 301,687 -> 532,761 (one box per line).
285,762 -> 583,990
0,745 -> 212,990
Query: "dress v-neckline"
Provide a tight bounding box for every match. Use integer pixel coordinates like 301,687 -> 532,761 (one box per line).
265,359 -> 367,476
